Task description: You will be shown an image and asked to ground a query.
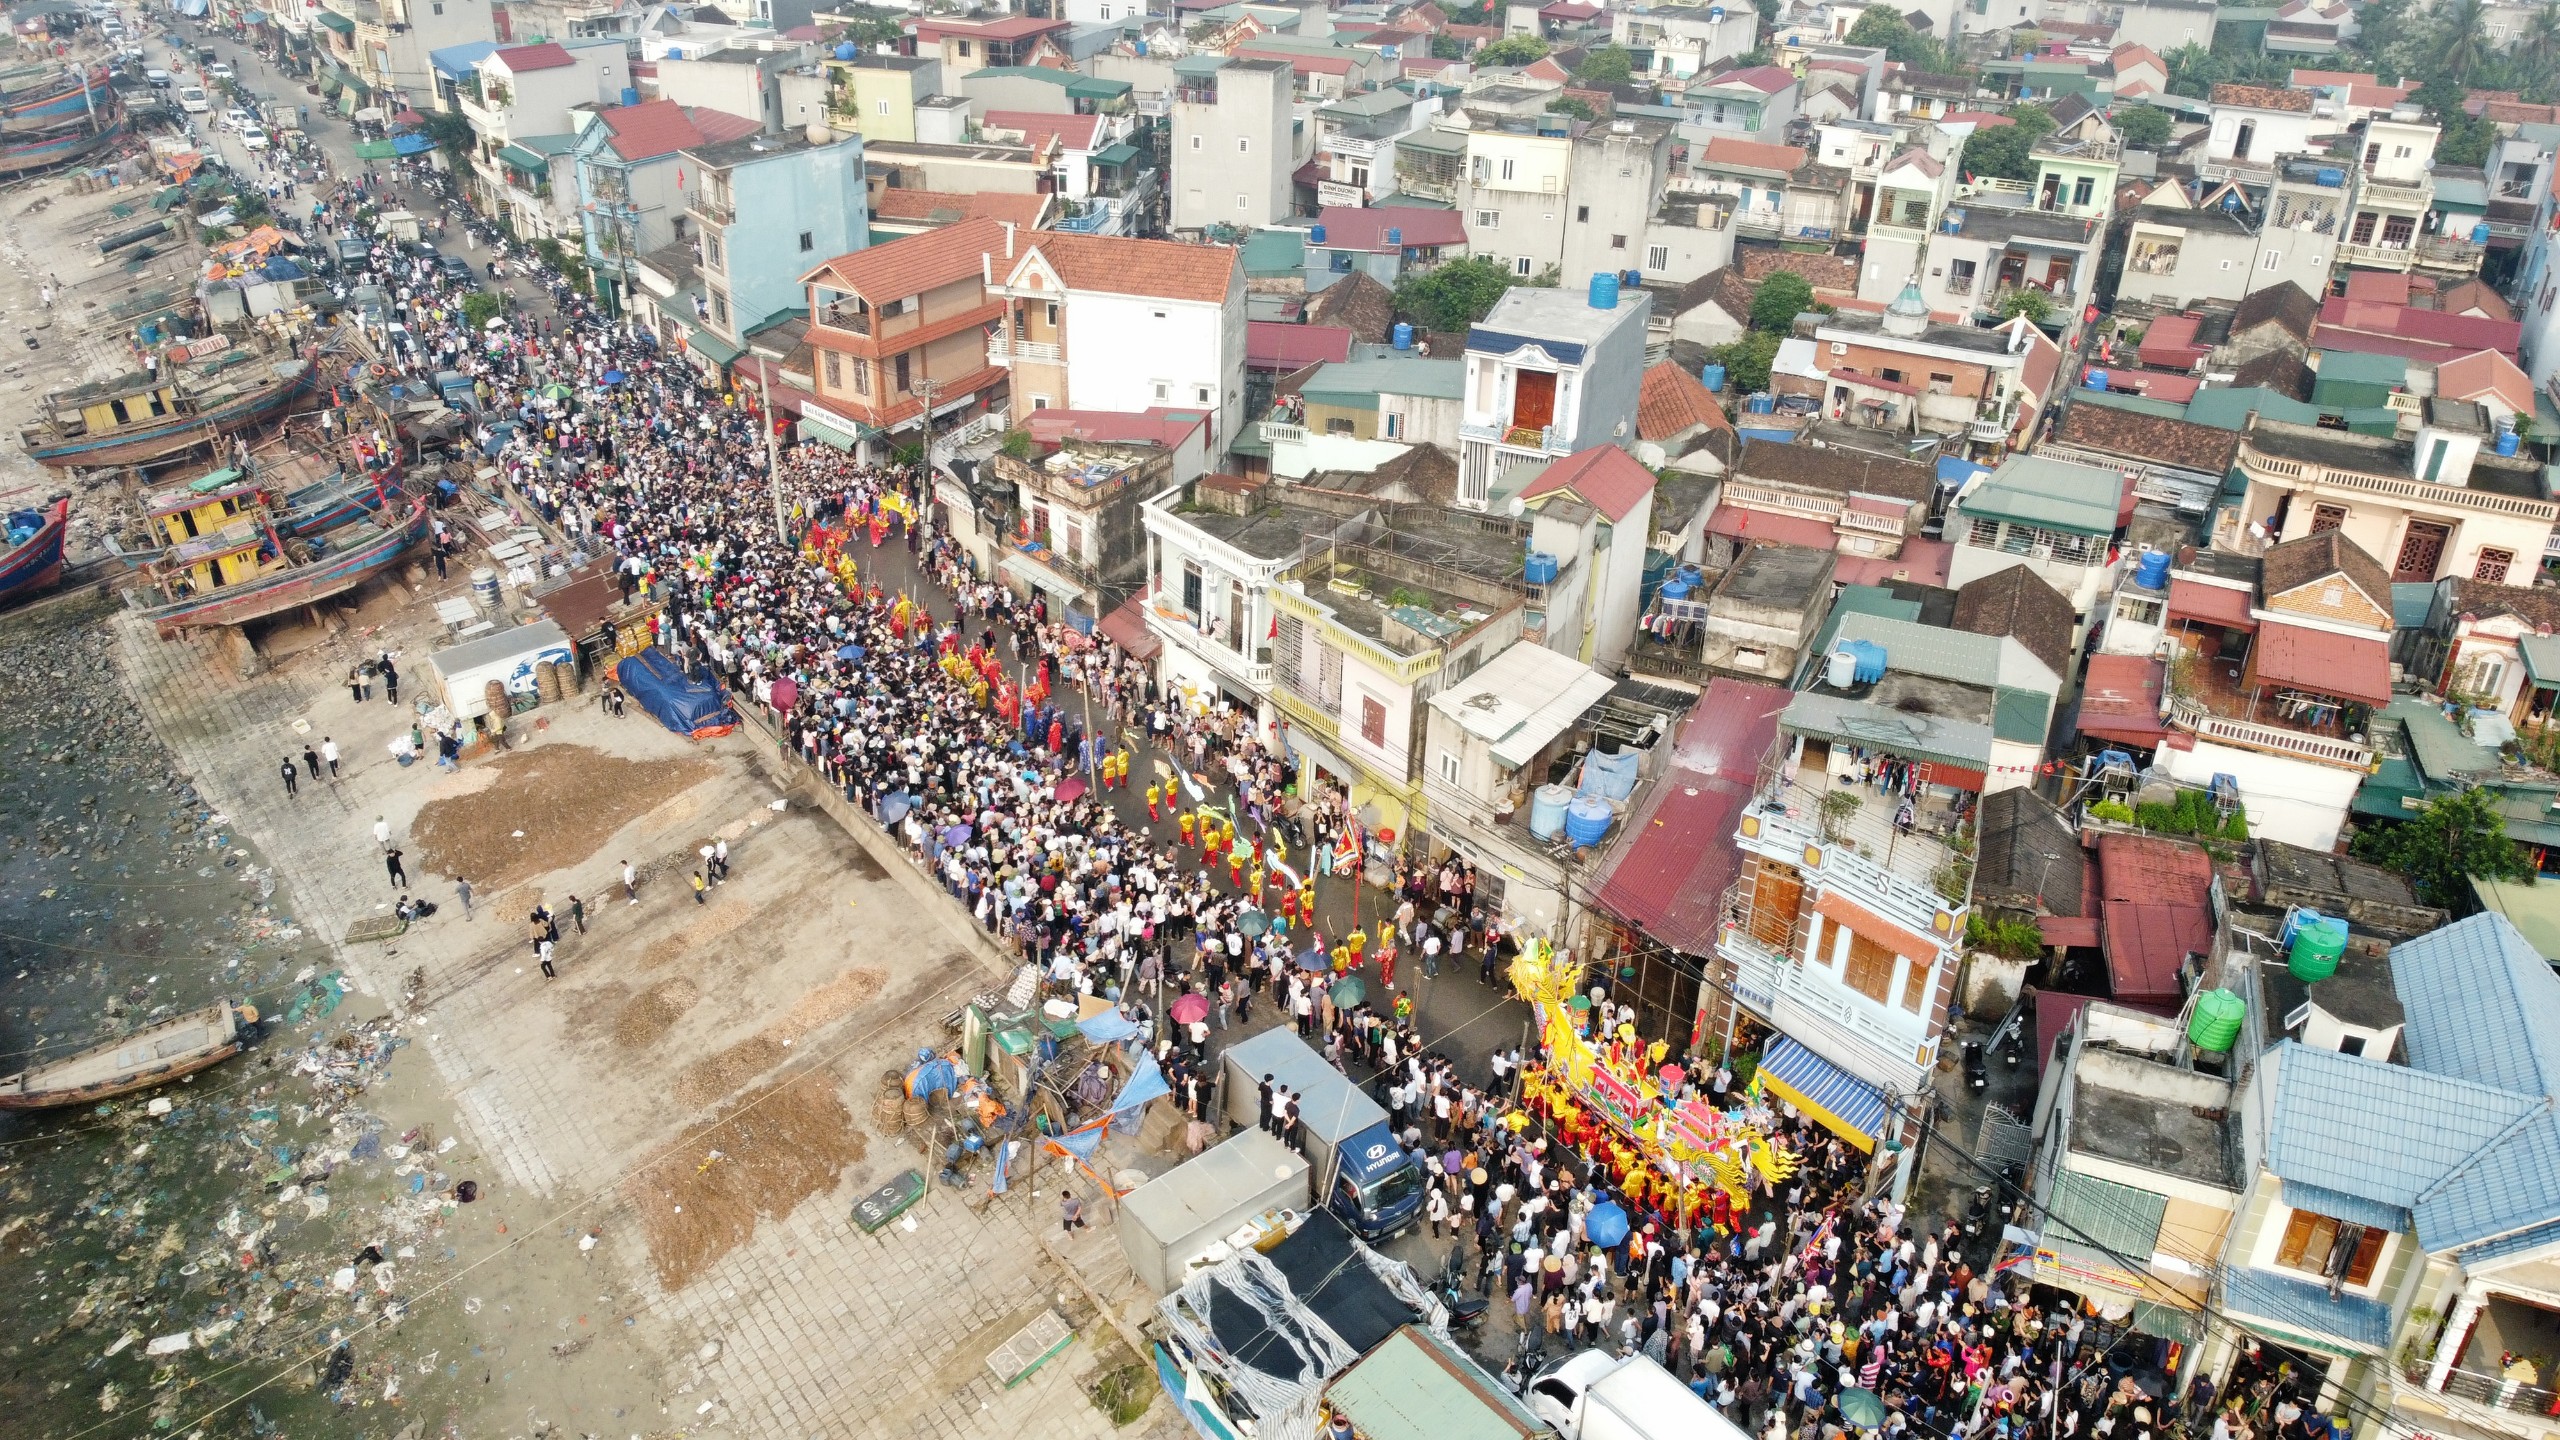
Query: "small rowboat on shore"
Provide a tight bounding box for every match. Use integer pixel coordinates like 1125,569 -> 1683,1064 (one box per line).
0,1000 -> 259,1110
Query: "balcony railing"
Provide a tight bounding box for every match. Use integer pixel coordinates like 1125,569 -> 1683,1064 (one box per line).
2339,239 -> 2416,269
816,303 -> 872,336
2434,1366 -> 2560,1419
2166,696 -> 2375,771
1736,797 -> 1963,948
2415,234 -> 2485,272
2237,441 -> 2558,522
987,336 -> 1061,365
2361,172 -> 2429,203
695,195 -> 737,227
1459,420 -> 1571,455
1261,420 -> 1307,445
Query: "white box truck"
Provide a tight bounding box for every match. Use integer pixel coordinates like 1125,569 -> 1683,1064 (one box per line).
1525,1350 -> 1757,1440
1116,1127 -> 1309,1295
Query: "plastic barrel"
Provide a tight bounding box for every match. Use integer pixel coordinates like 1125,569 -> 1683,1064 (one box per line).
1701,363 -> 1726,392
1588,272 -> 1620,310
1528,783 -> 1574,840
470,567 -> 500,609
1525,552 -> 1560,585
1563,797 -> 1613,848
2289,916 -> 2348,982
2188,989 -> 2245,1053
2134,548 -> 2171,589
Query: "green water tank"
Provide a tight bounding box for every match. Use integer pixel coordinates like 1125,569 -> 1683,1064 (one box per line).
2289,916 -> 2348,983
2188,989 -> 2245,1053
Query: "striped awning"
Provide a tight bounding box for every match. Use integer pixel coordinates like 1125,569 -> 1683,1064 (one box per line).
1757,1037 -> 1887,1151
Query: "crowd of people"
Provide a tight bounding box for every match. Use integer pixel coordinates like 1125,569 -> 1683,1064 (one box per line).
286,130 -> 2332,1440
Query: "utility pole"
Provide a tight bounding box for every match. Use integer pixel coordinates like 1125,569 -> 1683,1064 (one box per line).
912,374 -> 945,481
759,369 -> 786,537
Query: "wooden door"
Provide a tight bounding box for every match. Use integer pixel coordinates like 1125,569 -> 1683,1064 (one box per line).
2394,520 -> 2450,581
1746,858 -> 1803,955
1512,369 -> 1557,431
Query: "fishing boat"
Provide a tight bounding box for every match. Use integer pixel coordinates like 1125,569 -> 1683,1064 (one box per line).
139,491 -> 429,635
21,351 -> 320,470
0,107 -> 124,178
0,497 -> 70,605
0,63 -> 110,132
245,425 -> 404,539
0,1000 -> 259,1110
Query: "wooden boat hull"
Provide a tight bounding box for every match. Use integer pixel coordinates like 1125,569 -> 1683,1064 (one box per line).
23,356 -> 317,470
278,471 -> 399,539
0,109 -> 122,177
0,1000 -> 250,1110
146,496 -> 429,634
0,497 -> 70,604
0,67 -> 109,130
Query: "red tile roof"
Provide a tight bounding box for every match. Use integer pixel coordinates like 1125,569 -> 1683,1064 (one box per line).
599,100 -> 759,161
492,42 -> 574,72
2167,577 -> 2257,631
1519,446 -> 1656,523
2077,654 -> 2167,749
1942,109 -> 2013,128
804,214 -> 1002,304
1637,362 -> 1730,443
2137,312 -> 2209,370
911,14 -> 1070,41
1016,232 -> 1238,304
1311,205 -> 1468,252
1246,321 -> 1354,370
2255,620 -> 2392,706
981,109 -> 1101,151
1702,64 -> 1797,94
2435,348 -> 2533,417
2342,270 -> 2411,304
1699,136 -> 1806,174
2315,295 -> 2522,362
1588,678 -> 1794,956
1022,406 -> 1209,450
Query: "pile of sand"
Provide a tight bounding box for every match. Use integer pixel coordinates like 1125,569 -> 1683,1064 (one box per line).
630,1078 -> 866,1289
672,968 -> 888,1109
410,745 -> 716,892
613,977 -> 701,1050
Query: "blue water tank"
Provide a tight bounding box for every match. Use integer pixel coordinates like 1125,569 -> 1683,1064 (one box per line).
1588,272 -> 1620,310
1525,551 -> 1560,584
1392,321 -> 1413,350
2498,426 -> 2521,456
1844,639 -> 1888,684
1749,394 -> 1775,414
1661,577 -> 1691,601
1942,209 -> 1965,234
1709,4 -> 1724,16
1386,226 -> 1401,247
1528,783 -> 1574,840
2086,368 -> 2109,391
2134,548 -> 2171,590
1621,268 -> 1642,287
1134,39 -> 1147,55
1563,797 -> 1613,848
1701,362 -> 1727,392
2472,221 -> 2492,244
621,87 -> 640,108
1310,223 -> 1326,245
2315,166 -> 2345,187
833,41 -> 856,59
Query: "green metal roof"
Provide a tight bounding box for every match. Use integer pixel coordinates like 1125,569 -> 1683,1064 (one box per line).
315,8 -> 354,34
2315,349 -> 2407,386
1325,1327 -> 1548,1440
496,143 -> 552,173
2522,635 -> 2560,687
1091,141 -> 1140,167
2388,697 -> 2503,784
1958,454 -> 2121,535
1240,227 -> 1304,277
2474,877 -> 2560,960
963,66 -> 1129,99
1995,688 -> 2054,745
2046,1168 -> 2168,1258
686,327 -> 745,364
1803,584 -> 1924,674
512,132 -> 579,155
1302,356 -> 1466,405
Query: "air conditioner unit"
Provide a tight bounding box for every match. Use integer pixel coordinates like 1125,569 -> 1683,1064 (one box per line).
1830,341 -> 1846,354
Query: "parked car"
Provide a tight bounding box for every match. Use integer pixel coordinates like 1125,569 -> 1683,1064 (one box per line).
207,62 -> 234,81
176,86 -> 209,114
220,106 -> 253,132
142,68 -> 170,87
437,254 -> 473,283
240,129 -> 268,152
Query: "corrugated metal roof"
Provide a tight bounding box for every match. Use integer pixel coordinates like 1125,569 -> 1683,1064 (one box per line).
2393,911 -> 2560,1098
1326,1326 -> 1547,1440
2265,1038 -> 2538,1217
1426,640 -> 1615,770
1958,455 -> 2123,535
2045,1168 -> 2167,1257
2281,1179 -> 2410,1233
2223,1266 -> 2395,1353
1587,678 -> 1790,956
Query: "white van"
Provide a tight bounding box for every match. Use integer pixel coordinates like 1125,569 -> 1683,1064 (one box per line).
177,86 -> 210,115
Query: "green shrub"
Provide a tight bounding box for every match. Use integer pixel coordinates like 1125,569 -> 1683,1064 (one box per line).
2088,799 -> 2135,824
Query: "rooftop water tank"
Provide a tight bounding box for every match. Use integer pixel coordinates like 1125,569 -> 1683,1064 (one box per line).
1660,576 -> 1691,601
1528,783 -> 1574,840
2497,426 -> 2520,457
1621,268 -> 1642,287
2187,989 -> 2245,1053
2315,166 -> 2345,187
1842,639 -> 1887,683
1825,647 -> 1860,689
2086,369 -> 2109,391
2472,220 -> 2492,244
1387,226 -> 1401,247
1588,272 -> 1620,310
1701,362 -> 1727,392
2134,547 -> 2171,590
1525,551 -> 1560,584
1563,797 -> 1613,848
1310,223 -> 1326,245
622,86 -> 640,108
833,41 -> 857,59
1392,321 -> 1413,350
2288,913 -> 2348,983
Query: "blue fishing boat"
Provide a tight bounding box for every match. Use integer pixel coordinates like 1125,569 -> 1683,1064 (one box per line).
21,352 -> 319,470
0,64 -> 110,132
0,498 -> 70,606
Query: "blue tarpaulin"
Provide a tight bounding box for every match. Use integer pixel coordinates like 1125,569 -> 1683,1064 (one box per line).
1111,1053 -> 1170,1119
391,133 -> 436,156
1078,1010 -> 1142,1045
614,647 -> 738,739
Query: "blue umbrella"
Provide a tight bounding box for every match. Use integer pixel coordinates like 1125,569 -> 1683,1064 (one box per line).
602,368 -> 627,385
1296,948 -> 1331,973
835,643 -> 867,662
1585,1201 -> 1631,1248
940,823 -> 973,846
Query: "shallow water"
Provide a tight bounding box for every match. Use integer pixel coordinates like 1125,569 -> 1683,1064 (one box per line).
0,599 -> 477,1437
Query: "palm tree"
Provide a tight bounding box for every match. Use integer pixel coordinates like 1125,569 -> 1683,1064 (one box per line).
2521,3 -> 2560,88
2438,0 -> 2491,82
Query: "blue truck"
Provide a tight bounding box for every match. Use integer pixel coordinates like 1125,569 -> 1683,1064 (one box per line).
1220,1029 -> 1426,1244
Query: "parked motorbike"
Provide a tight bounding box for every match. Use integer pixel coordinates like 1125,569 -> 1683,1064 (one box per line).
1436,1243 -> 1489,1333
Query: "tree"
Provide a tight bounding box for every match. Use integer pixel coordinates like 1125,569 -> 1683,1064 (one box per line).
2350,788 -> 2533,913
1574,45 -> 1635,89
1999,288 -> 2055,324
1749,272 -> 1814,334
1477,35 -> 1549,66
1393,255 -> 1516,331
1430,33 -> 1469,60
2115,104 -> 2173,149
1844,7 -> 1953,70
461,290 -> 504,329
422,110 -> 474,166
2436,0 -> 2491,80
1715,330 -> 1781,394
1545,96 -> 1598,121
2525,3 -> 2560,79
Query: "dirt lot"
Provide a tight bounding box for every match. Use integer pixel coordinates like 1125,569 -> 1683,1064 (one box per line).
629,1074 -> 871,1290
409,743 -> 717,891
